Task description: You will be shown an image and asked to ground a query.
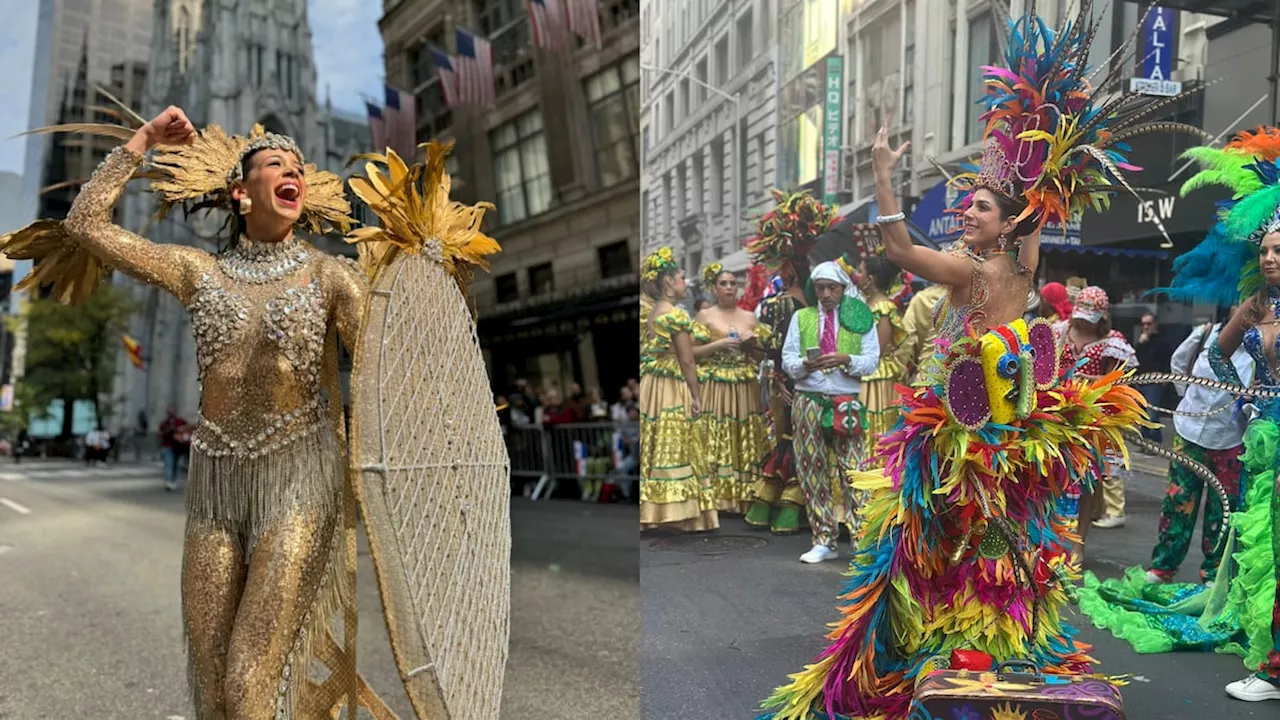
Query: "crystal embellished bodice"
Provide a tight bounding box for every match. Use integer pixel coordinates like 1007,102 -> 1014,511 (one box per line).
1240,286 -> 1280,416
186,240 -> 331,450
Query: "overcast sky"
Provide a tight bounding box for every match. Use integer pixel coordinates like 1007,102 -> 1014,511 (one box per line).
0,0 -> 384,176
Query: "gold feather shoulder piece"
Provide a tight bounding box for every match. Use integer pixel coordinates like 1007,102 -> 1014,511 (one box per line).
345,140 -> 501,295
0,220 -> 110,305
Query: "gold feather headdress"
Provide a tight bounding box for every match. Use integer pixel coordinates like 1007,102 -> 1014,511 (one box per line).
1,100 -> 354,304
344,140 -> 501,295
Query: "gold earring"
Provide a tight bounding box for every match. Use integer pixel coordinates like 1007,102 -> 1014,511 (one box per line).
240,197 -> 253,215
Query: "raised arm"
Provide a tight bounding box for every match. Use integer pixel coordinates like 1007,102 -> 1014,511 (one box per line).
63,107 -> 207,304
871,125 -> 972,288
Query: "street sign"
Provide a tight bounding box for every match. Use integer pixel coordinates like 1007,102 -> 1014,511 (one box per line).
1129,77 -> 1182,97
822,56 -> 843,207
1134,7 -> 1181,97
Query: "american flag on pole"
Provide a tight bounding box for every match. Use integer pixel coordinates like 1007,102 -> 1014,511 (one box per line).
429,46 -> 459,107
455,27 -> 495,108
527,0 -> 567,51
383,84 -> 418,159
365,102 -> 388,152
566,0 -> 602,50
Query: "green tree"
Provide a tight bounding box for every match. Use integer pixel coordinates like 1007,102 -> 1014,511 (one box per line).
12,282 -> 136,437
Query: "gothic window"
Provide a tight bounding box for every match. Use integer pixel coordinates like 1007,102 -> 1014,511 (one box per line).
490,109 -> 552,225
176,6 -> 191,73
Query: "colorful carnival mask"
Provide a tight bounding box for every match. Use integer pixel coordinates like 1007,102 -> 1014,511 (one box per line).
942,318 -> 1059,428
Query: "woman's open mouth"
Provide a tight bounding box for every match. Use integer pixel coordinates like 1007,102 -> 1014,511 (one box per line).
273,182 -> 301,209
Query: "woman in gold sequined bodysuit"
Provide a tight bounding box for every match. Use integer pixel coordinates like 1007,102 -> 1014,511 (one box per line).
63,107 -> 365,718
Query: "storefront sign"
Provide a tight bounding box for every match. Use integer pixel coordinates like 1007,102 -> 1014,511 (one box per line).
1081,189 -> 1216,245
1131,7 -> 1181,97
822,56 -> 844,207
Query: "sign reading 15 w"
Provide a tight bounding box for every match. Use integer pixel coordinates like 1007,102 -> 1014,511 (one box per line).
1130,6 -> 1182,97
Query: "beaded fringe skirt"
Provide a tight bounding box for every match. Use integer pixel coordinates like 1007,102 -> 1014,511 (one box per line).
183,422 -> 352,719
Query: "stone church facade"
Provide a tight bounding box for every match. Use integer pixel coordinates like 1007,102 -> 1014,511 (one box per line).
110,0 -> 369,433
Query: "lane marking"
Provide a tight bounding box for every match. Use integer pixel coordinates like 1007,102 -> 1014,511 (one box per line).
0,473 -> 23,482
0,497 -> 31,515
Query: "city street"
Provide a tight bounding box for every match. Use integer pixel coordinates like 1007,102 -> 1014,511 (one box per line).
640,460 -> 1274,719
0,460 -> 639,720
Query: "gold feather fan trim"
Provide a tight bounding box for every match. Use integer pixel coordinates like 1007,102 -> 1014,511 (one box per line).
0,220 -> 110,306
345,141 -> 501,295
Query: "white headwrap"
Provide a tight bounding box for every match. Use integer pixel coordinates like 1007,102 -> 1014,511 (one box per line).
810,261 -> 862,300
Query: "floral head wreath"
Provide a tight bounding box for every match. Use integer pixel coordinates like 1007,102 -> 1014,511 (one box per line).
701,262 -> 726,291
948,8 -> 1209,242
641,246 -> 679,283
1163,127 -> 1280,306
745,189 -> 834,278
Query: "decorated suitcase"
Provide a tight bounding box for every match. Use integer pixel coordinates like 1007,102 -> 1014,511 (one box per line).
910,660 -> 1126,720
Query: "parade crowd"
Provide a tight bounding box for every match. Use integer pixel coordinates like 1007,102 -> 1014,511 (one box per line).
638,6 -> 1280,716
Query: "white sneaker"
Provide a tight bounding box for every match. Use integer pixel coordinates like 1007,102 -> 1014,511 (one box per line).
1092,515 -> 1126,529
1144,570 -> 1170,584
1225,675 -> 1280,702
800,545 -> 838,564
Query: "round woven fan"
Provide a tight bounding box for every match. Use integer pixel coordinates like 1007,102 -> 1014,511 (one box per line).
348,248 -> 511,720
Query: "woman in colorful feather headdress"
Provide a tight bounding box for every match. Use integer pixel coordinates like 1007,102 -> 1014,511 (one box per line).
744,189 -> 829,535
757,4 -> 1213,717
1078,126 -> 1280,704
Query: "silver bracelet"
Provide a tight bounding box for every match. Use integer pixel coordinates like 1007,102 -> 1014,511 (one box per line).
876,212 -> 906,225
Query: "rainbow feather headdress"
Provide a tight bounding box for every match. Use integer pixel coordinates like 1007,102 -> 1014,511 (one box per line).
745,189 -> 834,278
1163,127 -> 1280,306
950,4 -> 1209,237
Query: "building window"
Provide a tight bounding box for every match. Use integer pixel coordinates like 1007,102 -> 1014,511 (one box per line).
694,57 -> 708,105
495,273 -> 519,303
664,90 -> 675,136
736,8 -> 753,73
474,0 -> 521,36
966,12 -> 999,144
585,55 -> 640,188
491,109 -> 553,225
709,137 -> 724,215
679,78 -> 690,116
598,241 -> 632,278
714,36 -> 729,87
903,7 -> 915,127
641,189 -> 649,240
528,262 -> 554,296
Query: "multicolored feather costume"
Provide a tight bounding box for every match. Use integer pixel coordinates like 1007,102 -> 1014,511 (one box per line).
1081,126 -> 1280,680
759,316 -> 1149,720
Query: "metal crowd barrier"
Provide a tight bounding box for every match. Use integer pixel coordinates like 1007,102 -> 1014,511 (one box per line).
504,421 -> 640,501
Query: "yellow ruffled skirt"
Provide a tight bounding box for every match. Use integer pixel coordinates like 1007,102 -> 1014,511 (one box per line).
640,372 -> 718,531
860,376 -> 903,465
697,370 -> 771,513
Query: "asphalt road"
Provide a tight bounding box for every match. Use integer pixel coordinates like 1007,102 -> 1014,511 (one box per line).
640,460 -> 1274,719
0,460 -> 638,720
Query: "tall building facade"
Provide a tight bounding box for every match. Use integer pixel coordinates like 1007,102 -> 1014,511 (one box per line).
380,0 -> 641,399
108,0 -> 370,431
639,0 -> 779,276
12,0 -> 154,425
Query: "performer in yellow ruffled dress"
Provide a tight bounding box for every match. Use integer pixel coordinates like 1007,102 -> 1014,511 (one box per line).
854,254 -> 907,461
640,248 -> 715,531
693,262 -> 772,513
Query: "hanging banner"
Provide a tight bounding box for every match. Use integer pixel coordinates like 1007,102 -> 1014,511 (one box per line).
1131,6 -> 1181,97
822,55 -> 843,207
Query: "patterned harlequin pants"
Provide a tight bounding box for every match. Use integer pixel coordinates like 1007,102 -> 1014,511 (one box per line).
793,393 -> 866,550
1149,436 -> 1244,582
